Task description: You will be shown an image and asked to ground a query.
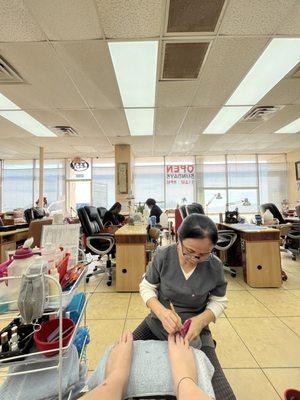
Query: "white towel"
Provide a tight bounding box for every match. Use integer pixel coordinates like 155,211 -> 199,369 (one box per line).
87,340 -> 215,399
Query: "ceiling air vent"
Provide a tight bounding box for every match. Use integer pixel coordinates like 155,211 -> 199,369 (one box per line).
0,56 -> 24,84
51,126 -> 79,137
243,106 -> 282,122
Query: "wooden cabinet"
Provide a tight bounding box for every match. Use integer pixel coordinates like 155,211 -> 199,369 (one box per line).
218,223 -> 282,288
0,228 -> 28,263
115,225 -> 148,292
244,240 -> 281,288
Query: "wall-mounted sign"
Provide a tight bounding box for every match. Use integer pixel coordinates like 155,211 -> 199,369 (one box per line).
67,158 -> 91,180
166,164 -> 195,185
70,159 -> 89,172
117,162 -> 128,194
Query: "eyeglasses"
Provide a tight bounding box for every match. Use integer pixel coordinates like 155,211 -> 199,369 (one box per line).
179,241 -> 212,263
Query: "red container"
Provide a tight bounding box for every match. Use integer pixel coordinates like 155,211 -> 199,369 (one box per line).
56,253 -> 70,282
34,318 -> 75,357
284,389 -> 300,400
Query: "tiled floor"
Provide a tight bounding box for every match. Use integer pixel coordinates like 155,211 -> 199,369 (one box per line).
85,253 -> 300,399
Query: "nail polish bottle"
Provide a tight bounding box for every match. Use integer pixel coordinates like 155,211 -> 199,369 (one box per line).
1,332 -> 9,352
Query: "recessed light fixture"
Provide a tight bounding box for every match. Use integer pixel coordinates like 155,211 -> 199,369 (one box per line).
203,106 -> 252,134
125,108 -> 154,136
276,117 -> 300,133
108,41 -> 158,136
204,38 -> 300,134
0,92 -> 20,110
108,41 -> 158,107
0,110 -> 56,137
227,38 -> 300,106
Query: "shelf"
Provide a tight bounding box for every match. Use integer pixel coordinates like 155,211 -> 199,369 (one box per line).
0,299 -> 88,370
48,264 -> 88,309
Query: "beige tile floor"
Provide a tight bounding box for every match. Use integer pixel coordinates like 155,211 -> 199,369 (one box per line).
84,253 -> 300,399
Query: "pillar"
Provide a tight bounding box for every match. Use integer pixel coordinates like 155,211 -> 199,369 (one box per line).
38,146 -> 44,207
114,144 -> 134,206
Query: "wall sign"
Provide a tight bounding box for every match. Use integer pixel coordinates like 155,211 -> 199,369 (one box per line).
70,159 -> 89,172
67,158 -> 91,180
166,164 -> 195,185
117,162 -> 128,194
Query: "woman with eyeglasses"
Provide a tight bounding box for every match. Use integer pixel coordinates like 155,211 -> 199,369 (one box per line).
133,213 -> 235,400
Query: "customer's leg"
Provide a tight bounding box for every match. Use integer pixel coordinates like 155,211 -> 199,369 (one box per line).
81,331 -> 133,400
168,334 -> 212,400
201,346 -> 236,400
132,318 -> 159,340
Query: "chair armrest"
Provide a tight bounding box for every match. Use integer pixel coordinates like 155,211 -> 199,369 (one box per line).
86,234 -> 115,255
215,231 -> 237,251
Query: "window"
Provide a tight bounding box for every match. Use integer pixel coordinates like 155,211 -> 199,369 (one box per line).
3,160 -> 34,211
165,156 -> 195,208
227,155 -> 257,188
92,159 -> 115,209
134,157 -> 164,207
258,157 -> 287,209
34,160 -> 65,211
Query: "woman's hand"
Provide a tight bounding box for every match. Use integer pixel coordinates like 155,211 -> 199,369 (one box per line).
185,316 -> 205,343
158,308 -> 182,334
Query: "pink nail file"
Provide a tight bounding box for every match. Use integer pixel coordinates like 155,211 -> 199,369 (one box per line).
180,319 -> 191,338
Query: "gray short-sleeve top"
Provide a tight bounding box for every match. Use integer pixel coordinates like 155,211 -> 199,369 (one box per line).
144,244 -> 227,346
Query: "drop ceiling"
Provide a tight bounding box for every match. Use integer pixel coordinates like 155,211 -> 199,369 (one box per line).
0,0 -> 299,159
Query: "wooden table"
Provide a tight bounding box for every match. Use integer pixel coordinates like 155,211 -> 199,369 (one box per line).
0,227 -> 29,263
115,224 -> 148,292
218,223 -> 282,288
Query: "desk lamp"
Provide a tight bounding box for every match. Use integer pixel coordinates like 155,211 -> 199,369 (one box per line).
206,193 -> 222,207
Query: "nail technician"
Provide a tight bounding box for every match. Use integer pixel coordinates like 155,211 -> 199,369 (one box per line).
133,214 -> 236,400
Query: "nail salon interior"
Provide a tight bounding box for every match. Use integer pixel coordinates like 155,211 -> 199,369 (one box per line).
0,1 -> 300,399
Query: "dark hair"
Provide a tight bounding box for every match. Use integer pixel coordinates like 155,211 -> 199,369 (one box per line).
109,202 -> 122,213
146,198 -> 156,207
178,214 -> 218,245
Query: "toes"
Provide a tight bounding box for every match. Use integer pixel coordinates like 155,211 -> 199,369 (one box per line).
168,334 -> 175,346
125,331 -> 133,343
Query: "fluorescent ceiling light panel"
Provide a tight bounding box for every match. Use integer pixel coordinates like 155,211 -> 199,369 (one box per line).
0,92 -> 20,110
125,108 -> 154,136
108,41 -> 158,107
0,110 -> 56,137
227,38 -> 300,105
203,106 -> 252,134
276,117 -> 300,133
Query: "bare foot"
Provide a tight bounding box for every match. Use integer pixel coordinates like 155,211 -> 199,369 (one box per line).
168,334 -> 198,389
105,331 -> 133,388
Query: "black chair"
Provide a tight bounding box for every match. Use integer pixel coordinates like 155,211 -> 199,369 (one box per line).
24,207 -> 46,224
260,203 -> 285,224
261,202 -> 300,261
186,202 -> 205,216
97,207 -> 107,220
78,206 -> 115,285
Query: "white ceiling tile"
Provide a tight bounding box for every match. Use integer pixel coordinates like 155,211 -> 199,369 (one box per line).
153,135 -> 175,152
157,81 -> 196,107
93,109 -> 129,137
177,107 -> 221,142
25,0 -> 102,40
0,42 -> 86,109
227,121 -> 262,134
59,110 -> 111,141
220,0 -> 297,35
258,78 -> 300,106
276,1 -> 300,34
0,0 -> 44,42
156,107 -> 187,136
53,41 -> 122,109
96,0 -> 163,38
193,37 -> 268,106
